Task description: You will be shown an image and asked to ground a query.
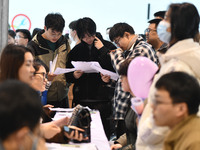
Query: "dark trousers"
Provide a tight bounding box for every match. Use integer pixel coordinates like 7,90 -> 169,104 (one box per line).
73,100 -> 112,140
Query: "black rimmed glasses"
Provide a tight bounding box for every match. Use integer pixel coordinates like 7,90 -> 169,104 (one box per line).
144,28 -> 157,34
114,37 -> 122,45
15,35 -> 26,39
152,99 -> 173,106
34,72 -> 47,81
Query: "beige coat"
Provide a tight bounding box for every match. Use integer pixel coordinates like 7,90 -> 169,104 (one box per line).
164,115 -> 200,150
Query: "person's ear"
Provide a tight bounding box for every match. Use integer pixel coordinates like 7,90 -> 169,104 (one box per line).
44,26 -> 47,31
71,30 -> 76,38
124,32 -> 130,39
167,26 -> 171,33
25,39 -> 29,45
74,30 -> 77,36
175,103 -> 188,117
16,127 -> 29,140
13,126 -> 30,147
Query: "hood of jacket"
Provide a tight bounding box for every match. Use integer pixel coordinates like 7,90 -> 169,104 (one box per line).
32,29 -> 68,51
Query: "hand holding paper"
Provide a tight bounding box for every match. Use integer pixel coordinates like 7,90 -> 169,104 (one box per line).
73,70 -> 84,79
48,73 -> 57,81
101,74 -> 111,83
91,63 -> 119,81
71,61 -> 119,80
52,61 -> 119,81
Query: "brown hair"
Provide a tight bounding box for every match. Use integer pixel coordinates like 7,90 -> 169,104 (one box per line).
0,44 -> 33,81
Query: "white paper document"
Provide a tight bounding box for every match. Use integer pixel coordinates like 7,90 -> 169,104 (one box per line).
49,54 -> 58,73
49,107 -> 74,112
71,61 -> 100,73
51,61 -> 119,80
53,67 -> 76,75
46,143 -> 97,150
71,61 -> 119,80
91,63 -> 119,81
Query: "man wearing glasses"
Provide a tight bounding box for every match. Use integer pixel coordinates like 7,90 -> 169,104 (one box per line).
28,13 -> 71,108
152,72 -> 200,150
108,22 -> 159,140
15,29 -> 31,47
145,19 -> 168,54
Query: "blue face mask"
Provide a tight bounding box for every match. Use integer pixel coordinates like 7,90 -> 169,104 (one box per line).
157,21 -> 171,44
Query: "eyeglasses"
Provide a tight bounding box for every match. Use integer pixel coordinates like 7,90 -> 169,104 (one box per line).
15,35 -> 27,39
114,37 -> 122,45
144,28 -> 157,34
152,99 -> 173,106
34,72 -> 47,81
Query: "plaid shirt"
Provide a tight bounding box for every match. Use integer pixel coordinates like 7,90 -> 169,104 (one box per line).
110,35 -> 159,120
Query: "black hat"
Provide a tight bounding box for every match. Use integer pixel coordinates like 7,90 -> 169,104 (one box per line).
154,11 -> 166,19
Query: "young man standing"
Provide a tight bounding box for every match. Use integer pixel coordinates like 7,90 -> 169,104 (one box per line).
152,72 -> 200,150
28,13 -> 71,108
108,22 -> 159,138
65,17 -> 116,139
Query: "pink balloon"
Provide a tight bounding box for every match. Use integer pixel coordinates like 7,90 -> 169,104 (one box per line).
128,56 -> 158,98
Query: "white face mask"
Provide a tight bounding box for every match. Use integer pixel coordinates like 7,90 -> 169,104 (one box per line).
157,21 -> 171,44
69,32 -> 75,42
69,29 -> 77,42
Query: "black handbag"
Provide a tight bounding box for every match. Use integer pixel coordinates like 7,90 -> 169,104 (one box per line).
67,104 -> 92,143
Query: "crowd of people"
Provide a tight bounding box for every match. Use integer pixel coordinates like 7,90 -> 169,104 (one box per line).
1,2 -> 200,150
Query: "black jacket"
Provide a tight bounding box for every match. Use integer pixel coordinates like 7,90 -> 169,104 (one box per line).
65,34 -> 116,103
